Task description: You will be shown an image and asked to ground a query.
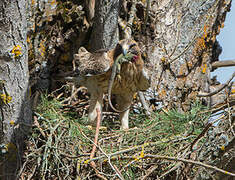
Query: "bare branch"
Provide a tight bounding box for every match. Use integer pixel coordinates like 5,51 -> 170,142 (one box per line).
138,91 -> 151,115
212,60 -> 235,69
198,71 -> 235,97
144,154 -> 235,177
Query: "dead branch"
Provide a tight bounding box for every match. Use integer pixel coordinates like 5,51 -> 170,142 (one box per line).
33,116 -> 46,138
198,71 -> 235,97
190,122 -> 213,150
142,165 -> 158,180
138,91 -> 151,115
83,136 -> 194,162
212,60 -> 235,69
144,154 -> 235,177
199,100 -> 235,114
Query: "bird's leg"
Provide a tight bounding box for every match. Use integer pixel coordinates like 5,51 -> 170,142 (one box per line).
116,94 -> 133,130
88,87 -> 103,127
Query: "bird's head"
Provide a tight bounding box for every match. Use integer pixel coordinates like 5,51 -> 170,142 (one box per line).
114,39 -> 140,63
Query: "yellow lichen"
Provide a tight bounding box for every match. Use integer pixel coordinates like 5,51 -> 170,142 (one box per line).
203,25 -> 208,39
158,89 -> 167,99
0,94 -> 12,104
10,120 -> 15,126
161,57 -> 166,63
27,36 -> 30,43
140,145 -> 144,158
231,87 -> 235,94
201,64 -> 207,74
84,159 -> 90,164
197,38 -> 206,49
39,40 -> 46,57
11,45 -> 22,58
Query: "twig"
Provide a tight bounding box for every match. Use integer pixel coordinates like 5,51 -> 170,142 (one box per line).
198,71 -> 235,97
61,86 -> 86,103
190,122 -> 212,150
83,136 -> 194,162
141,165 -> 158,180
33,116 -> 46,138
143,154 -> 235,177
157,162 -> 182,180
226,95 -> 235,136
199,100 -> 235,114
156,143 -> 192,180
138,91 -> 151,115
212,60 -> 235,69
27,165 -> 37,180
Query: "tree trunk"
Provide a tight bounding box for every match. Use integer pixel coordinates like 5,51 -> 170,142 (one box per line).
139,0 -> 231,111
0,0 -> 31,179
90,0 -> 120,51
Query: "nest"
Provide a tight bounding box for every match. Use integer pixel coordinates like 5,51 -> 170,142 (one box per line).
16,91 -> 235,179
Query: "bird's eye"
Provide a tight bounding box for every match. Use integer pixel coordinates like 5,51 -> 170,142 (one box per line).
129,43 -> 137,49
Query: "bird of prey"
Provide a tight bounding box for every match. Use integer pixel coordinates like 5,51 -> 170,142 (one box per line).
69,39 -> 150,129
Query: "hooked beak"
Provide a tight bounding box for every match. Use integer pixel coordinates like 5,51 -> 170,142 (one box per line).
122,43 -> 137,55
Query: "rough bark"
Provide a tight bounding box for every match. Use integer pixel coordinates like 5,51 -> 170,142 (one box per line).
90,0 -> 120,51
0,0 -> 31,179
140,0 -> 231,111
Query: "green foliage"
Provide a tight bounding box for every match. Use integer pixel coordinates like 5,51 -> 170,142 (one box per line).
23,95 -> 210,179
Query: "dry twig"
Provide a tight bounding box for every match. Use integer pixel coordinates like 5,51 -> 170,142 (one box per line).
198,72 -> 235,97
143,154 -> 235,177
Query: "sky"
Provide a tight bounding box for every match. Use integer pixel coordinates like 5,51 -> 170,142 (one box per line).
211,1 -> 235,83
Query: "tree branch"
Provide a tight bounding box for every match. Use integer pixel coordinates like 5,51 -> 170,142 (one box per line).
212,60 -> 235,69
198,71 -> 235,97
144,154 -> 235,177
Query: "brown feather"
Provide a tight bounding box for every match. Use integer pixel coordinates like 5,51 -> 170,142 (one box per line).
71,39 -> 150,129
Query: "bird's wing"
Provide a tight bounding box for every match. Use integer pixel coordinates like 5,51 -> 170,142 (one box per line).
73,47 -> 112,76
137,67 -> 151,91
